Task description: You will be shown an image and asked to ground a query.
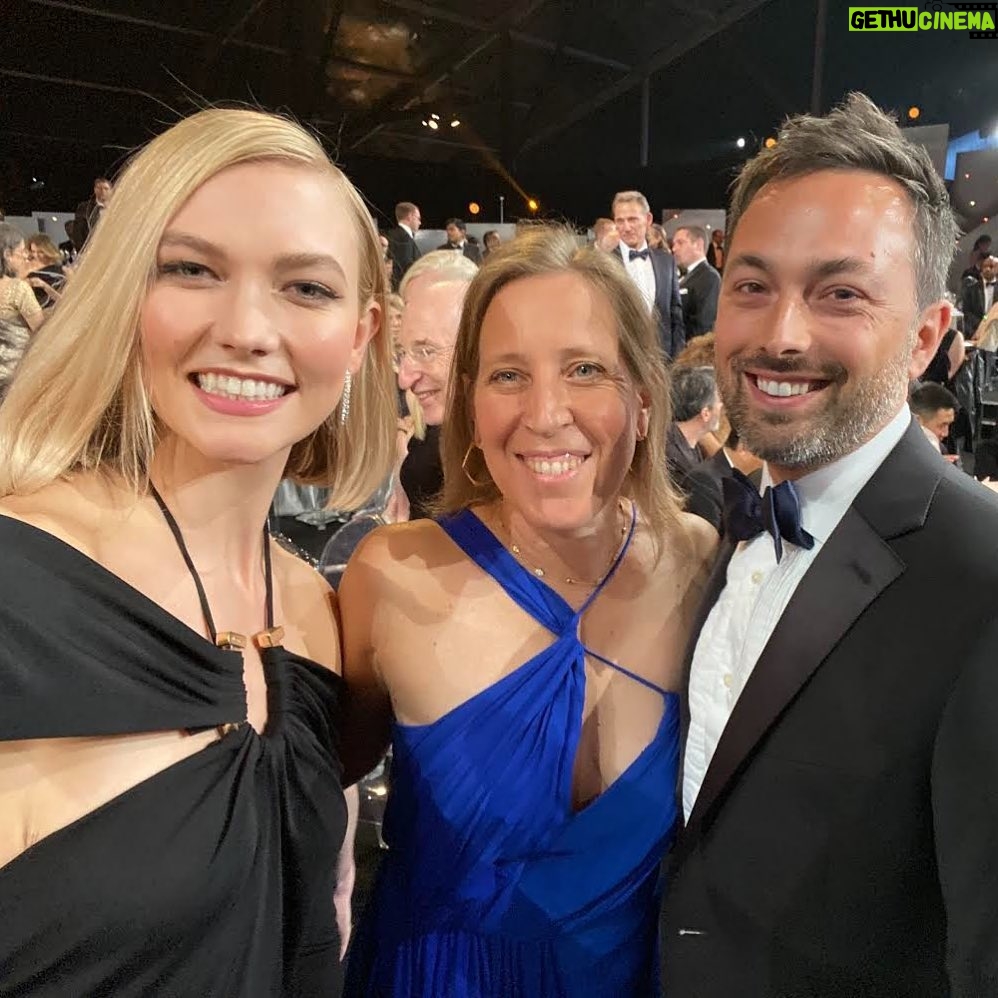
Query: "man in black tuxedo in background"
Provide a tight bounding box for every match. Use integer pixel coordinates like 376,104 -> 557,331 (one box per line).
679,428 -> 762,537
387,201 -> 422,288
611,191 -> 685,359
73,176 -> 112,252
961,253 -> 995,339
438,218 -> 483,266
672,224 -> 721,339
661,93 -> 998,997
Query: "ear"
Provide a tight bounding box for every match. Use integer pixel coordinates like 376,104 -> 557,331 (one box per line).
908,299 -> 953,380
636,388 -> 651,440
349,297 -> 381,373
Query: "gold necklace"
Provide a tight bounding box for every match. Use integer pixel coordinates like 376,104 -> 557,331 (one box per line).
506,501 -> 629,587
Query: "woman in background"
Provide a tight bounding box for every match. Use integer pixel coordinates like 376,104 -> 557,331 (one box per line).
0,223 -> 44,398
0,108 -> 396,996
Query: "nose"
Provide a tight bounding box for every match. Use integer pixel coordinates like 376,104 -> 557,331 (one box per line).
523,376 -> 572,435
396,355 -> 419,391
215,281 -> 282,357
761,293 -> 813,357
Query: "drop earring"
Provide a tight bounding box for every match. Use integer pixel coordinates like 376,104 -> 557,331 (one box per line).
339,370 -> 352,425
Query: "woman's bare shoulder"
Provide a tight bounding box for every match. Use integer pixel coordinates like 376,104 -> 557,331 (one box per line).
677,511 -> 721,567
347,518 -> 458,575
0,479 -> 107,558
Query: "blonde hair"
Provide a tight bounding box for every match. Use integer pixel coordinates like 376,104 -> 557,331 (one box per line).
399,249 -> 478,299
0,108 -> 396,509
439,226 -> 682,553
26,233 -> 61,265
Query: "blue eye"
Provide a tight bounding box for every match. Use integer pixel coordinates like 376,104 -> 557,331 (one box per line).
290,281 -> 338,302
159,260 -> 211,279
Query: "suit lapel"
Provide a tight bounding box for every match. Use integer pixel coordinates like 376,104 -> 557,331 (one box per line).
682,420 -> 942,846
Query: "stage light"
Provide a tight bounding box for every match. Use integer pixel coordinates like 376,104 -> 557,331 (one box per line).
735,137 -> 746,149
908,106 -> 920,120
764,137 -> 777,149
527,198 -> 539,213
468,202 -> 481,215
970,200 -> 977,207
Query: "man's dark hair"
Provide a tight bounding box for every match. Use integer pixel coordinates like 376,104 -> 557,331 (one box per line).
910,382 -> 958,419
727,92 -> 957,310
677,225 -> 707,249
445,217 -> 467,233
972,234 -> 993,253
671,366 -> 717,422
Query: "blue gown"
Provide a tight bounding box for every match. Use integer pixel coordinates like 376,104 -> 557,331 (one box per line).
346,508 -> 680,997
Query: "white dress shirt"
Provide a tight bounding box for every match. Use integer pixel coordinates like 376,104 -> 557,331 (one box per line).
399,222 -> 414,238
623,241 -> 656,313
985,280 -> 996,314
682,405 -> 912,820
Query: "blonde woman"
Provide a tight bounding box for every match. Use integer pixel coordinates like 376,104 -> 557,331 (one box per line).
0,109 -> 396,995
342,228 -> 717,995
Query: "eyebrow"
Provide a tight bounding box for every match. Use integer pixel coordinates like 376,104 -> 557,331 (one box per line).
159,232 -> 347,281
728,252 -> 876,280
483,347 -> 611,365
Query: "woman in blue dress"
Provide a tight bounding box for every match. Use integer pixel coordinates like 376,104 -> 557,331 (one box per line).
341,227 -> 718,996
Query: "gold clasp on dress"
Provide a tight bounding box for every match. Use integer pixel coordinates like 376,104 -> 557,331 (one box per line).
215,631 -> 248,650
253,625 -> 285,649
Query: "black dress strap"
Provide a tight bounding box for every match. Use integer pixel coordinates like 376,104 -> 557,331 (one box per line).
149,485 -> 274,644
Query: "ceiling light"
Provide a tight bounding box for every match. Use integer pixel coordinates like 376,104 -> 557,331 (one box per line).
431,113 -> 440,121
421,119 -> 428,127
970,200 -> 977,207
735,137 -> 746,149
764,137 -> 777,149
450,118 -> 460,128
908,106 -> 920,120
428,119 -> 439,130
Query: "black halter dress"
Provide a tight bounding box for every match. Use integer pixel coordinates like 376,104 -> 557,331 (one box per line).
0,506 -> 347,997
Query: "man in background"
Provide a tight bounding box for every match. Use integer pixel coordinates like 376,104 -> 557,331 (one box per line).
611,190 -> 685,359
673,224 -> 721,339
387,201 -> 423,288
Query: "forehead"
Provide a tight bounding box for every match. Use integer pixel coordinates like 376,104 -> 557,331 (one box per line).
400,278 -> 466,344
732,169 -> 916,279
165,161 -> 359,274
614,201 -> 646,218
479,271 -> 619,357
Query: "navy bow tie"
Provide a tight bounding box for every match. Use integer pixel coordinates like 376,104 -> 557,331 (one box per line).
721,468 -> 815,563
629,248 -> 650,261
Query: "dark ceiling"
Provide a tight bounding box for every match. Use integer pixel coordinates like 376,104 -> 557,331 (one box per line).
2,0 -> 997,227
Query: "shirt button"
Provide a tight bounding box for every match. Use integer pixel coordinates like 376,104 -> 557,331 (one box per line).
751,570 -> 764,584
723,674 -> 733,689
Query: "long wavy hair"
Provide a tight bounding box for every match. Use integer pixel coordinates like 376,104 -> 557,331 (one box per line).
0,109 -> 397,508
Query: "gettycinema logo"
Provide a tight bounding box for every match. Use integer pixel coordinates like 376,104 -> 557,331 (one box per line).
849,4 -> 997,36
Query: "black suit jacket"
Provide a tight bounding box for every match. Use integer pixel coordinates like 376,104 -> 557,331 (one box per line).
960,272 -> 985,337
661,420 -> 998,997
679,260 -> 721,338
437,240 -> 483,266
387,225 -> 422,288
614,245 -> 686,360
678,450 -> 733,535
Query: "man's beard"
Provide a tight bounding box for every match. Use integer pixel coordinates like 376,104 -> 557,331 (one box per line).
717,345 -> 911,472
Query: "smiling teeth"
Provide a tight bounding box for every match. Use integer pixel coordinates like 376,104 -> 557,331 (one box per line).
524,455 -> 584,476
757,378 -> 814,398
196,372 -> 288,401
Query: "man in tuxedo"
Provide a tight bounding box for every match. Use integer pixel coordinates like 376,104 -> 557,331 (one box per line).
73,176 -> 112,252
672,225 -> 721,338
611,191 -> 685,359
437,217 -> 483,266
387,201 -> 422,288
680,428 -> 762,536
962,254 -> 996,338
661,93 -> 998,997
